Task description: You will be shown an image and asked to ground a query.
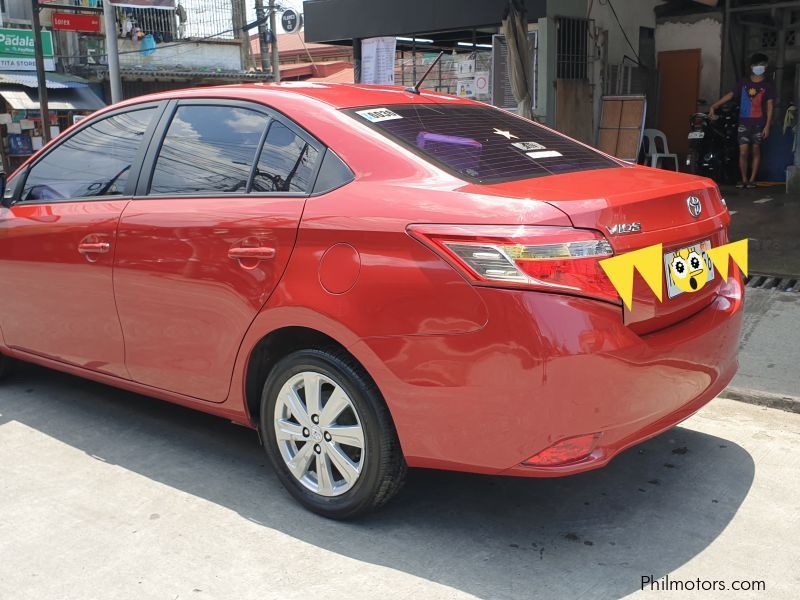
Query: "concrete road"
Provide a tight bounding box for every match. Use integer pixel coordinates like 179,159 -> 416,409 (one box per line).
1,363 -> 798,600
731,286 -> 800,399
723,185 -> 800,278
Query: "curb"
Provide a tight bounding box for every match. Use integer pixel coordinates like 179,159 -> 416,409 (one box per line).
719,386 -> 800,414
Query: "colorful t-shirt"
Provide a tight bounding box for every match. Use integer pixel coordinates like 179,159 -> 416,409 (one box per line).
735,77 -> 776,128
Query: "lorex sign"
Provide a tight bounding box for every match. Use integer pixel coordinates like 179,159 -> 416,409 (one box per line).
52,13 -> 102,33
0,28 -> 55,71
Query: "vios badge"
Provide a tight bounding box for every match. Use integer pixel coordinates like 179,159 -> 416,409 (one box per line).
687,196 -> 702,218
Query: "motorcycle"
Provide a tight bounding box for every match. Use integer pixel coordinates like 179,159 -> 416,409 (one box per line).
685,102 -> 740,185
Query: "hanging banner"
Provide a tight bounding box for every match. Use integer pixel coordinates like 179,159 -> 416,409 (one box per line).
0,28 -> 55,71
361,37 -> 396,85
109,0 -> 176,8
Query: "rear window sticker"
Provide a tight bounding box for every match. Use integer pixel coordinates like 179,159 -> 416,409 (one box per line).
526,150 -> 563,159
356,108 -> 403,123
512,141 -> 546,152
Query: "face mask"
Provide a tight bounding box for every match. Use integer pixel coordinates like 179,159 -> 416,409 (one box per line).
752,65 -> 766,76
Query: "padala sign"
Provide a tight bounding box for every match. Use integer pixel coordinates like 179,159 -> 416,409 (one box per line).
0,28 -> 55,71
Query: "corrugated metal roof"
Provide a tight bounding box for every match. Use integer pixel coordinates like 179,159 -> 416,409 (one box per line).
0,72 -> 91,89
118,67 -> 274,80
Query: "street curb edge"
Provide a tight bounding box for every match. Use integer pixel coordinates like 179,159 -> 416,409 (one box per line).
719,386 -> 800,414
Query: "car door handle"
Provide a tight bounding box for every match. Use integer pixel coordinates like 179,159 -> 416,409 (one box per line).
228,247 -> 277,261
78,242 -> 111,255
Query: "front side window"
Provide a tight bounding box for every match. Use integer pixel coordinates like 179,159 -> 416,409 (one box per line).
347,104 -> 621,183
21,107 -> 156,202
252,121 -> 319,193
150,105 -> 269,195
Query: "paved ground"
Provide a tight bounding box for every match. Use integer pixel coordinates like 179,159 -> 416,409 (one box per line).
722,185 -> 800,277
1,363 -> 798,600
731,286 -> 800,399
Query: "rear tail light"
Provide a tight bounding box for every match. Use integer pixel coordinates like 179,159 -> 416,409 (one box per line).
408,224 -> 619,304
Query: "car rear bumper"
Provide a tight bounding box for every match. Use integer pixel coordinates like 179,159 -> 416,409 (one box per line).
499,363 -> 733,477
354,273 -> 744,476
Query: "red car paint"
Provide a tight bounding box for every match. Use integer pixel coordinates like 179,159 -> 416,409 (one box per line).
0,83 -> 743,475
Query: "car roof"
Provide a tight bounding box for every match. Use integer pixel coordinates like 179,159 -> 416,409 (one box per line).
113,82 -> 479,111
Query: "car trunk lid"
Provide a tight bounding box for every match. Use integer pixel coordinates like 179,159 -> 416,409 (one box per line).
459,166 -> 731,333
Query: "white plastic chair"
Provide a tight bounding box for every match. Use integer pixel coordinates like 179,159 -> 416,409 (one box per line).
642,129 -> 679,171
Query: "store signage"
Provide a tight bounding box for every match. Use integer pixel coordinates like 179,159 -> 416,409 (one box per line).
0,28 -> 55,71
52,13 -> 102,33
281,9 -> 303,34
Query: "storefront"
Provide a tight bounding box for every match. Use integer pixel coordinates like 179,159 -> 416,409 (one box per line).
0,72 -> 105,173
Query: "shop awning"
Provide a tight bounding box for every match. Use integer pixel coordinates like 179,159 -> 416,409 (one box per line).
0,87 -> 105,111
0,71 -> 93,89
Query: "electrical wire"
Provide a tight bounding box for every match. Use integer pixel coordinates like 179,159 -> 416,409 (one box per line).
599,0 -> 641,65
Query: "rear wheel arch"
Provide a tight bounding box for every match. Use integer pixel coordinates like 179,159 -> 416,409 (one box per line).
243,326 -> 388,428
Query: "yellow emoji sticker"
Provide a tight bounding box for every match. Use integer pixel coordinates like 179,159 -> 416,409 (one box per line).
668,247 -> 710,294
600,239 -> 749,310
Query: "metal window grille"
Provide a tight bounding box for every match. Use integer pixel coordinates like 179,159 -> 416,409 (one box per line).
761,30 -> 778,48
604,63 -> 654,96
556,16 -> 590,80
115,0 -> 236,43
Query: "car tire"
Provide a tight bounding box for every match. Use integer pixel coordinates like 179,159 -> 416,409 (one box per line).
0,353 -> 10,381
260,348 -> 406,519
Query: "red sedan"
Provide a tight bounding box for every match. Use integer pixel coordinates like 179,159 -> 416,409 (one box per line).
0,84 -> 743,518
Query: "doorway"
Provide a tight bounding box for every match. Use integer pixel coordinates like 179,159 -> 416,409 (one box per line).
657,49 -> 701,164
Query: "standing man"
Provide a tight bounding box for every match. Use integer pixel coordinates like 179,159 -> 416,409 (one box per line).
709,53 -> 775,188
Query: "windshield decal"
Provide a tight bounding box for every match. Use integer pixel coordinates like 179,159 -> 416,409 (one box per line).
492,128 -> 518,140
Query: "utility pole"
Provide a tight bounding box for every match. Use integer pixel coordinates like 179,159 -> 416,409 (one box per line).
103,0 -> 123,103
31,0 -> 51,143
255,0 -> 271,74
269,0 -> 280,82
232,0 -> 251,70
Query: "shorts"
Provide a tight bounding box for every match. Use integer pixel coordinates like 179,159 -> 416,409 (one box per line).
738,123 -> 765,145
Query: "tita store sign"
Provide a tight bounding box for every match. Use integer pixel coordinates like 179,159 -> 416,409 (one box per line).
0,28 -> 55,71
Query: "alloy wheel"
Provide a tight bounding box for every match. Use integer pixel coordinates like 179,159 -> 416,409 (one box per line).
273,371 -> 366,497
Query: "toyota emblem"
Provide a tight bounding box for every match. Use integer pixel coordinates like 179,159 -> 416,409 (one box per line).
687,196 -> 702,218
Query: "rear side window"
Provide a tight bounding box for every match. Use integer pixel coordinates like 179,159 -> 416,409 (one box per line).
21,107 -> 156,202
347,104 -> 620,183
252,121 -> 319,193
312,149 -> 354,195
150,105 -> 269,195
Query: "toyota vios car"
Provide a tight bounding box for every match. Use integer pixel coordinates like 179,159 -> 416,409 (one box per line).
0,83 -> 743,518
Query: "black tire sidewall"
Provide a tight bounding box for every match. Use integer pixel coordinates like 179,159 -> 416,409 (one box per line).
260,349 -> 389,519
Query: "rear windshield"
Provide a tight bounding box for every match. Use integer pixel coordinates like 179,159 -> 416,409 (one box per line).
347,104 -> 620,183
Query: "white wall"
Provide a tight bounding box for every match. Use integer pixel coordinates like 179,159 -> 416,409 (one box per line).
119,39 -> 242,71
589,0 -> 663,65
588,0 -> 663,135
655,16 -> 723,106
